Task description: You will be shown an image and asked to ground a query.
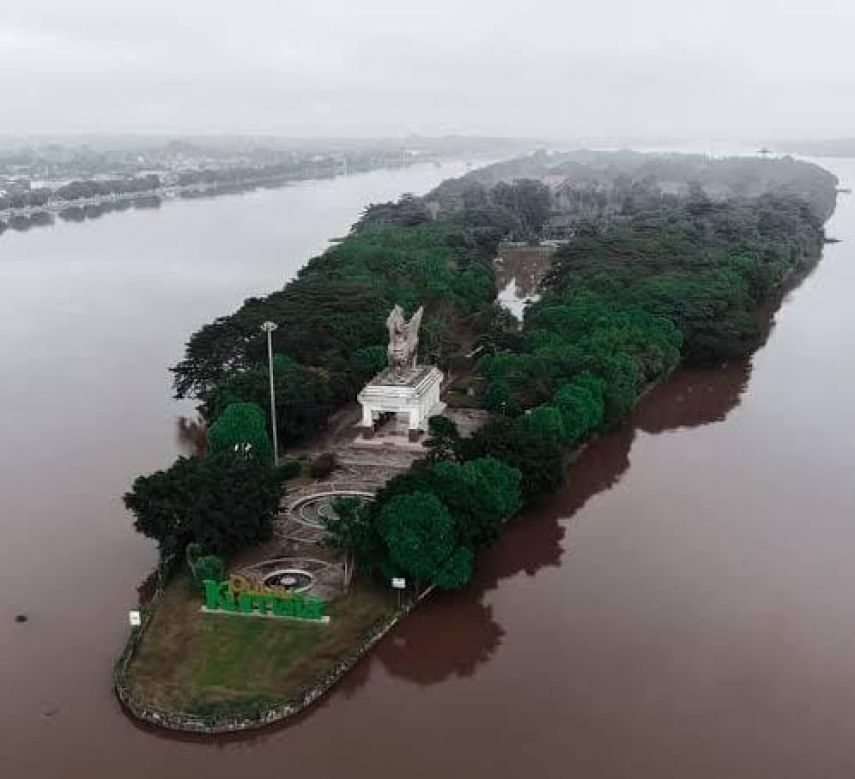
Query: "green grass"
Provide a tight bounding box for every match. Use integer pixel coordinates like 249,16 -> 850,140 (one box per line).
127,574 -> 395,716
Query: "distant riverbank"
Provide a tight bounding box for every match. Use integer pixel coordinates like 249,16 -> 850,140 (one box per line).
0,157 -> 459,236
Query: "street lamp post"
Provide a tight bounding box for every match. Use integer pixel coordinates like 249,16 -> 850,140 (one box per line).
260,321 -> 279,465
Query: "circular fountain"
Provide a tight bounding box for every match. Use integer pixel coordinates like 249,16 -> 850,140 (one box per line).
295,493 -> 371,528
262,569 -> 315,593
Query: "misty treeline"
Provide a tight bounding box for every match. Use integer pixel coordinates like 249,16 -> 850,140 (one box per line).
431,148 -> 838,223
129,151 -> 834,588
0,174 -> 161,211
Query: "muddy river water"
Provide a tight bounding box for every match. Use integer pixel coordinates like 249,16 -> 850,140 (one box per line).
2,158 -> 854,778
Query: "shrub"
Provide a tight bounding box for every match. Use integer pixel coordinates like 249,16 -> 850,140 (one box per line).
192,555 -> 225,590
309,452 -> 338,479
278,458 -> 302,479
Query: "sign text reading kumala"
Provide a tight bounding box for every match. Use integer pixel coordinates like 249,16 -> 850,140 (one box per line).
202,576 -> 329,623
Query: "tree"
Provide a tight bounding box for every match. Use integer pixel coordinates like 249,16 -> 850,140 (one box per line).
423,415 -> 461,463
596,352 -> 641,425
484,379 -> 520,416
553,373 -> 605,445
322,497 -> 375,590
353,345 -> 387,380
491,179 -> 552,238
123,451 -> 285,558
434,457 -> 522,547
378,492 -> 473,590
207,402 -> 272,461
522,405 -> 565,443
461,417 -> 565,500
202,356 -> 332,446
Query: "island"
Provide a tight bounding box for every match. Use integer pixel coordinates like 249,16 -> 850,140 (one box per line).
115,149 -> 839,733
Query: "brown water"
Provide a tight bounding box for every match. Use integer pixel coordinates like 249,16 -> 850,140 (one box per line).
2,158 -> 855,779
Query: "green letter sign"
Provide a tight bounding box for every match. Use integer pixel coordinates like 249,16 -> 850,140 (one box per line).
202,579 -> 329,623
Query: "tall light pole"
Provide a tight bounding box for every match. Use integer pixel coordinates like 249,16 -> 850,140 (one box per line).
260,321 -> 279,465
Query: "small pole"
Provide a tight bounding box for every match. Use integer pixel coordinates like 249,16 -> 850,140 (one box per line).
392,577 -> 406,609
261,321 -> 279,465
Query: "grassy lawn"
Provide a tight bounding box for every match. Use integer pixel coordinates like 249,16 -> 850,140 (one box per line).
126,574 -> 396,717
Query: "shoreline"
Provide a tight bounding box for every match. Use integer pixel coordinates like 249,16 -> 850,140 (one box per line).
114,572 -> 435,735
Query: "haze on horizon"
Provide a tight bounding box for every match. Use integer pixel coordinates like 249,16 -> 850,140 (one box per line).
1,0 -> 853,141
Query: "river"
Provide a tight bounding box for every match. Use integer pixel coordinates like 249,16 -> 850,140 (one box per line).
2,157 -> 854,778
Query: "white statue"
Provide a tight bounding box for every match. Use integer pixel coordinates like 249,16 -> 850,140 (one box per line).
386,304 -> 423,372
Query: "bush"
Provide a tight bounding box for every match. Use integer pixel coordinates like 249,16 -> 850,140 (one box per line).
278,457 -> 302,479
309,452 -> 338,479
423,415 -> 461,463
484,379 -> 521,416
191,554 -> 225,590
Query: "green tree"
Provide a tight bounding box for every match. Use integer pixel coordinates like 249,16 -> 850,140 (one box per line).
123,451 -> 285,558
378,492 -> 473,589
423,415 -> 461,463
203,356 -> 332,446
353,345 -> 387,379
596,352 -> 641,425
484,379 -> 520,416
432,457 -> 523,547
322,497 -> 376,590
522,405 -> 565,443
491,179 -> 552,238
461,417 -> 565,500
207,402 -> 272,461
553,373 -> 605,445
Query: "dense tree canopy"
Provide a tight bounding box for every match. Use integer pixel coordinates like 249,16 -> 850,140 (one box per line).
123,451 -> 285,558
202,355 -> 332,447
461,416 -> 565,500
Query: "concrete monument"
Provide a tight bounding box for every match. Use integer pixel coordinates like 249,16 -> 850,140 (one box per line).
358,305 -> 444,441
386,304 -> 423,372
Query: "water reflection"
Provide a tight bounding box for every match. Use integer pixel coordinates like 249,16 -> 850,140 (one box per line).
2,211 -> 55,232
377,596 -> 504,684
376,429 -> 635,687
0,195 -> 164,235
380,355 -> 756,687
635,362 -> 751,433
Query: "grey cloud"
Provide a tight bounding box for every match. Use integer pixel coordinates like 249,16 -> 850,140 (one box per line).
1,0 -> 853,138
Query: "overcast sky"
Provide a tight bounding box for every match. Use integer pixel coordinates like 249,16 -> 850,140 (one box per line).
2,0 -> 854,139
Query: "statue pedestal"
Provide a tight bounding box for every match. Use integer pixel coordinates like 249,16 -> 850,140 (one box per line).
357,365 -> 445,439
